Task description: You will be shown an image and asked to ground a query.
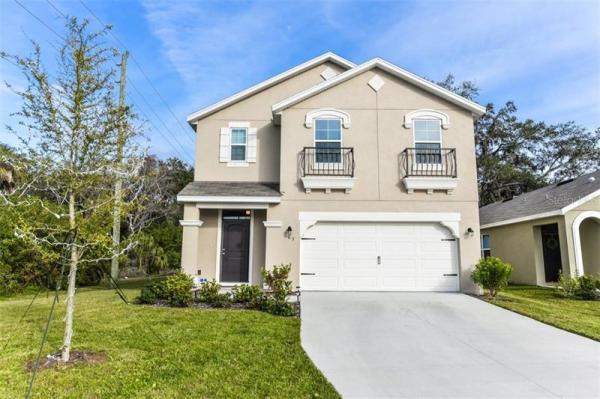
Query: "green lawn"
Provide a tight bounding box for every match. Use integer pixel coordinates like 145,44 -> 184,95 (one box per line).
489,285 -> 600,341
0,284 -> 338,398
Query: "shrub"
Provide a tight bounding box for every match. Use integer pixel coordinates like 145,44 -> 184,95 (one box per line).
574,275 -> 600,300
262,264 -> 295,316
231,284 -> 263,307
557,272 -> 578,298
556,273 -> 600,300
163,273 -> 193,307
138,281 -> 166,304
471,256 -> 512,298
198,279 -> 231,306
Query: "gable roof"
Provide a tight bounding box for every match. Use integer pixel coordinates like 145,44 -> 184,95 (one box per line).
186,52 -> 355,125
271,57 -> 487,117
480,170 -> 600,229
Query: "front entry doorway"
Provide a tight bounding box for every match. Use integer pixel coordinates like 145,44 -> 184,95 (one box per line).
220,210 -> 250,283
541,223 -> 562,282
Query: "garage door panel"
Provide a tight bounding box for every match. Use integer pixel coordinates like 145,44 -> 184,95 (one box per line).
342,240 -> 378,257
301,221 -> 459,292
381,241 -> 416,258
303,240 -> 339,259
341,224 -> 377,237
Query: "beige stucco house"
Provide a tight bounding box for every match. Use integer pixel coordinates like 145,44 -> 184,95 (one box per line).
480,171 -> 600,285
177,52 -> 487,293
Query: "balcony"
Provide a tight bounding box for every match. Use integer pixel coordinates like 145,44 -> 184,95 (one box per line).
300,147 -> 355,193
401,148 -> 458,194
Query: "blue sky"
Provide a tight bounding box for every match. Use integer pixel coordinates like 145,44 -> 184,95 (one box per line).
1,0 -> 599,164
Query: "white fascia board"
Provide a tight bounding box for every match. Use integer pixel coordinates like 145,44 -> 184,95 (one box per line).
272,58 -> 487,117
186,52 -> 355,125
480,210 -> 562,230
480,188 -> 600,230
177,195 -> 281,204
560,188 -> 600,213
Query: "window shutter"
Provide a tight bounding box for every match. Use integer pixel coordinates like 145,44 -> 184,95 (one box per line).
247,127 -> 257,163
219,127 -> 230,162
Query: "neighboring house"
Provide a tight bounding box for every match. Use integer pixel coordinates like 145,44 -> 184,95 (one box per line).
177,52 -> 487,293
480,171 -> 600,285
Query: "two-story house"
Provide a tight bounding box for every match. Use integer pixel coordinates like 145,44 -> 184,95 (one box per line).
177,52 -> 486,293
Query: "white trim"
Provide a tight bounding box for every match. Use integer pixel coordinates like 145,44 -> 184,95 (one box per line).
404,109 -> 450,129
480,210 -> 562,229
402,177 -> 458,195
561,188 -> 600,213
177,195 -> 280,203
226,161 -> 249,167
305,108 -> 351,128
195,203 -> 270,210
187,52 -> 355,124
572,211 -> 600,276
272,58 -> 486,116
480,189 -> 600,229
263,220 -> 283,228
249,210 -> 254,284
298,211 -> 461,238
179,219 -> 204,227
215,209 -> 222,283
301,176 -> 355,193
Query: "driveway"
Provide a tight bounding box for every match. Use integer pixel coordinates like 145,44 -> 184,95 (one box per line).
301,292 -> 600,398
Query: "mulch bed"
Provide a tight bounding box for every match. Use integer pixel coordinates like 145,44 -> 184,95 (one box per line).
25,350 -> 107,371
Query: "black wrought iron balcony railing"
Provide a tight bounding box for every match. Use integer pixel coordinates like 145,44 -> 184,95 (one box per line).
300,147 -> 355,177
402,148 -> 457,178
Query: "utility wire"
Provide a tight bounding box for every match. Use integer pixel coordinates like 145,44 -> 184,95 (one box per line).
77,0 -> 196,146
13,0 -> 64,41
15,0 -> 195,164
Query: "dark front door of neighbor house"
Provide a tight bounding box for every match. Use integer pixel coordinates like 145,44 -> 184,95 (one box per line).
220,210 -> 250,283
541,223 -> 562,282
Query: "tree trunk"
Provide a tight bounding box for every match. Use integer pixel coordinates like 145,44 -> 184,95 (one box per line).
62,192 -> 78,362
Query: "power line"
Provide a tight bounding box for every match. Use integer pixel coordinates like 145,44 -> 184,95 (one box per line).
77,0 -> 196,145
27,0 -> 195,163
13,0 -> 65,41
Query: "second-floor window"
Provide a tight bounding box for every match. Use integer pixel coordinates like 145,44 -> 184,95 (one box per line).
230,128 -> 247,161
315,119 -> 342,163
414,119 -> 442,164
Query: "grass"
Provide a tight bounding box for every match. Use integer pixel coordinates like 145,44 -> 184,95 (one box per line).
489,285 -> 600,341
0,282 -> 339,398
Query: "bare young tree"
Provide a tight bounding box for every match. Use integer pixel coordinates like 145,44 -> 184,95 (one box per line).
1,17 -> 144,362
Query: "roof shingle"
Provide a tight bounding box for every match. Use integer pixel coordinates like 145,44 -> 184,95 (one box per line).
479,171 -> 600,226
177,181 -> 280,198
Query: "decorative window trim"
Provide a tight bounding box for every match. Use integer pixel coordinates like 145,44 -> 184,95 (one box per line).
404,109 -> 450,129
305,108 -> 351,128
219,122 -> 257,164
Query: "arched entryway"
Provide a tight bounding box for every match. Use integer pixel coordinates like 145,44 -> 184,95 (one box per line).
572,211 -> 600,275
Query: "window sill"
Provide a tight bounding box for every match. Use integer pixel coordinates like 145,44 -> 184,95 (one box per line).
403,176 -> 458,195
227,161 -> 249,167
301,176 -> 355,193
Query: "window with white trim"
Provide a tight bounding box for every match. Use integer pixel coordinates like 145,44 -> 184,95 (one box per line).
315,119 -> 342,163
230,127 -> 247,161
219,123 -> 257,165
481,234 -> 491,258
414,119 -> 442,164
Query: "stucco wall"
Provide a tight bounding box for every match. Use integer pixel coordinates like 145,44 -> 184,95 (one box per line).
193,61 -> 346,182
481,215 -> 570,285
579,218 -> 600,274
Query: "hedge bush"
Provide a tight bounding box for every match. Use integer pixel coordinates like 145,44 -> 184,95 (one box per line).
262,264 -> 295,316
471,256 -> 512,297
558,273 -> 600,300
231,284 -> 263,308
163,273 -> 193,307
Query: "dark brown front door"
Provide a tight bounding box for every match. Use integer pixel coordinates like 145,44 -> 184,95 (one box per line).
220,210 -> 250,283
541,223 -> 562,282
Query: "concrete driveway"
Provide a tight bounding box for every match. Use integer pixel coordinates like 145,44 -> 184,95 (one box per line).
301,292 -> 600,399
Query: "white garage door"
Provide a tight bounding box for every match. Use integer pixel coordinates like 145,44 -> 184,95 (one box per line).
300,222 -> 459,291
